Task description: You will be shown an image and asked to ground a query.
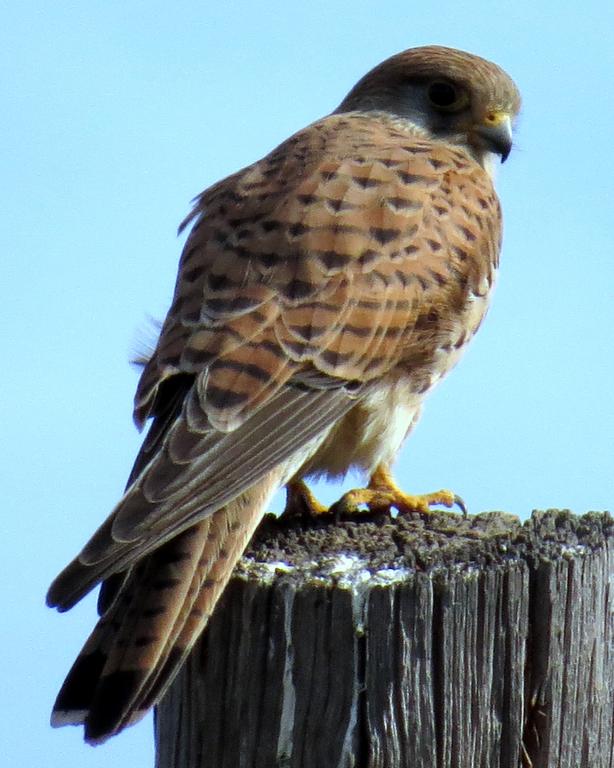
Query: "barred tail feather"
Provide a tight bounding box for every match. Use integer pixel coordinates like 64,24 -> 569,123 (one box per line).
51,471 -> 283,744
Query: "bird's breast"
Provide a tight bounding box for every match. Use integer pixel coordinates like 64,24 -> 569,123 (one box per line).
424,282 -> 495,390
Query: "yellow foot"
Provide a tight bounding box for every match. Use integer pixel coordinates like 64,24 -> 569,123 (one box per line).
329,487 -> 465,516
329,464 -> 467,518
282,479 -> 329,519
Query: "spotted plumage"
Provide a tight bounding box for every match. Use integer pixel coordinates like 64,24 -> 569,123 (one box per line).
48,45 -> 520,743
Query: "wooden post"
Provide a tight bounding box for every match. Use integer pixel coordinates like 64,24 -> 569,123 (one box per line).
155,510 -> 613,768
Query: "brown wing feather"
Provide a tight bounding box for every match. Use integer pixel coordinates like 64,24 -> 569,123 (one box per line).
47,383 -> 356,613
136,114 -> 499,434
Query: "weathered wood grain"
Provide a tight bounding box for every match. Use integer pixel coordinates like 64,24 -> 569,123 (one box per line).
155,510 -> 613,768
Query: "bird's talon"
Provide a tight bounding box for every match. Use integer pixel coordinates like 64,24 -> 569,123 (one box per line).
327,499 -> 349,521
283,480 -> 329,520
453,493 -> 468,517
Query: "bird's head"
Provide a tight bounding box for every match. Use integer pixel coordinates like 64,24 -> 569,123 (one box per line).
336,45 -> 521,171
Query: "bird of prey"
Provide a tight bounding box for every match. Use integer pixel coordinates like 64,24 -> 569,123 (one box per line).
47,45 -> 520,744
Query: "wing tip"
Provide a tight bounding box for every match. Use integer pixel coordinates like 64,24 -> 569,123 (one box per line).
46,564 -> 90,613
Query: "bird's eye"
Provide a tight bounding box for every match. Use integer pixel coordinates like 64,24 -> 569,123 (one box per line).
427,81 -> 467,111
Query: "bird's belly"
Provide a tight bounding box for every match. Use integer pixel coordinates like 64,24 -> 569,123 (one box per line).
300,377 -> 423,481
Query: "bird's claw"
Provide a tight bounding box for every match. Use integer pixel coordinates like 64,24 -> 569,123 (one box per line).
282,480 -> 329,521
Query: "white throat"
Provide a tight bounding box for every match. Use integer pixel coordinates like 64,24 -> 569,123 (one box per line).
480,151 -> 499,182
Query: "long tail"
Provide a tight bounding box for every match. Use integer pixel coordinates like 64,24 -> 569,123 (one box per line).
50,472 -> 281,744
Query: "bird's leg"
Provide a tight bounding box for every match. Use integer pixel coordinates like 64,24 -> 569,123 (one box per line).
329,463 -> 467,517
282,479 -> 329,518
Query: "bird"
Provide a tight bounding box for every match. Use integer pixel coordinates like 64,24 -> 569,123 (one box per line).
47,45 -> 521,744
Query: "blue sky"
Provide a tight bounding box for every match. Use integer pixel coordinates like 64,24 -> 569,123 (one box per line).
3,2 -> 613,766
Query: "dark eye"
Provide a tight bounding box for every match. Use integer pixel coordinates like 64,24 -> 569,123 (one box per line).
427,81 -> 467,111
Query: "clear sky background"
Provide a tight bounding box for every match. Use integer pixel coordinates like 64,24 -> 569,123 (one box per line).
3,2 -> 613,766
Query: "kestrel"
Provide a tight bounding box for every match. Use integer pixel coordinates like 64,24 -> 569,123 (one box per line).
48,45 -> 520,743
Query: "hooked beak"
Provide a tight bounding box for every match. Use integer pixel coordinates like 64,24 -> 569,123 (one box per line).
471,112 -> 513,162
